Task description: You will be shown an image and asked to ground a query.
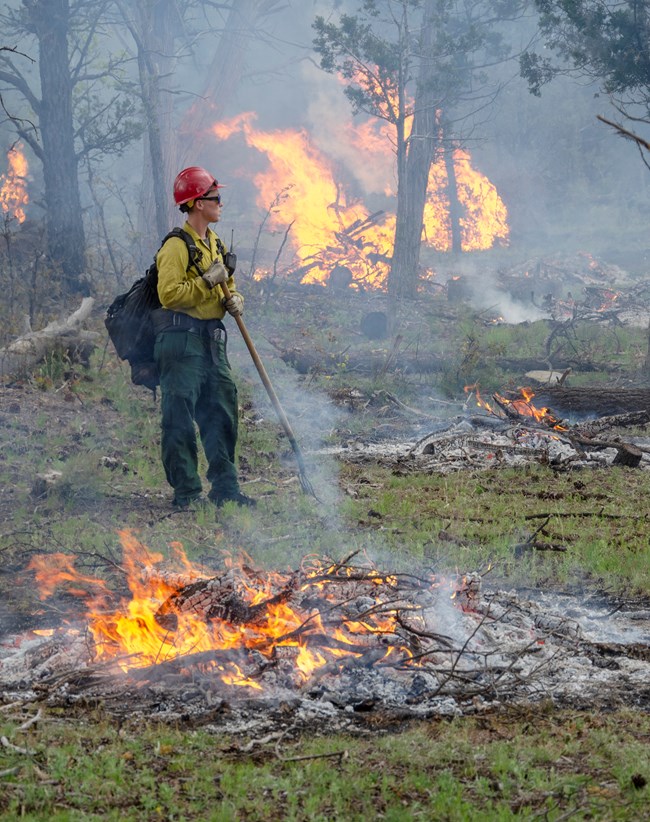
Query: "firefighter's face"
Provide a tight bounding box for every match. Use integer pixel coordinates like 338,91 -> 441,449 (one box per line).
197,188 -> 222,221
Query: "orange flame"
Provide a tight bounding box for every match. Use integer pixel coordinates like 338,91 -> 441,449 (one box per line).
0,144 -> 29,224
212,88 -> 508,289
28,531 -> 470,690
494,387 -> 566,430
424,149 -> 509,251
465,384 -> 566,431
213,114 -> 394,288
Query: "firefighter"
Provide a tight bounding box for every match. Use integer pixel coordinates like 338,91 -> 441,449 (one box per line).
152,165 -> 254,509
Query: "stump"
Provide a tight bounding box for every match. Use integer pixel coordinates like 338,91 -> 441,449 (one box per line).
360,311 -> 388,340
612,444 -> 643,468
328,265 -> 354,291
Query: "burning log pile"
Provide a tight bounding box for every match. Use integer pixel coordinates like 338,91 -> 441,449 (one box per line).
497,252 -> 650,326
287,211 -> 391,289
1,533 -> 650,732
332,386 -> 650,475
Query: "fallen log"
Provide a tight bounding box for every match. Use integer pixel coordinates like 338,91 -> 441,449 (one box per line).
0,298 -> 98,381
534,386 -> 650,416
277,346 -> 614,377
278,346 -> 446,375
575,410 -> 650,434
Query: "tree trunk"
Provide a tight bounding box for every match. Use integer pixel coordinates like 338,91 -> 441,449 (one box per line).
179,0 -> 269,165
127,0 -> 178,263
28,0 -> 87,295
444,143 -> 462,254
137,46 -> 168,240
388,0 -> 439,299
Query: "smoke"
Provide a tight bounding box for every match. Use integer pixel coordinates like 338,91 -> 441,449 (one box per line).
468,276 -> 546,324
302,62 -> 394,198
229,329 -> 347,516
442,256 -> 546,324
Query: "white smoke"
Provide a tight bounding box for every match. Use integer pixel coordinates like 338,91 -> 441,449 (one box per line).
301,61 -> 394,197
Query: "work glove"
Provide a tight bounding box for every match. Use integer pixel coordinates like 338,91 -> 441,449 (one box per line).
202,261 -> 228,289
222,293 -> 244,317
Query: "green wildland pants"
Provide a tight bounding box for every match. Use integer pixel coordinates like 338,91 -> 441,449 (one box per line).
154,327 -> 239,504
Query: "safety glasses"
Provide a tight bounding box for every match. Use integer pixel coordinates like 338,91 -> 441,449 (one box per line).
199,194 -> 221,204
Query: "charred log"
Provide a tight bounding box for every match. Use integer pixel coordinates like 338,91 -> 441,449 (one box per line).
130,648 -> 254,683
535,386 -> 650,416
575,411 -> 650,435
154,573 -> 298,632
278,346 -> 446,376
276,346 -> 615,377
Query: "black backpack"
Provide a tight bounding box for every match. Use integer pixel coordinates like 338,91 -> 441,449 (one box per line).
105,228 -> 201,392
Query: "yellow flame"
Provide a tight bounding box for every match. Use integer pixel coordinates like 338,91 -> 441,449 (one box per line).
0,144 -> 29,224
28,531 -> 471,689
212,96 -> 508,290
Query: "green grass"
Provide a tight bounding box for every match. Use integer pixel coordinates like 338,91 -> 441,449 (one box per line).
339,464 -> 650,593
1,708 -> 648,820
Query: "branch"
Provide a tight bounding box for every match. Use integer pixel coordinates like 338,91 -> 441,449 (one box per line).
596,114 -> 650,153
0,68 -> 41,113
15,125 -> 42,161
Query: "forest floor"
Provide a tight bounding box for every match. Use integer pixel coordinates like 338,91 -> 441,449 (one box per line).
0,281 -> 649,819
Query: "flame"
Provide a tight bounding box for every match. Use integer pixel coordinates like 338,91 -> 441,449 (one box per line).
0,144 -> 29,224
424,149 -> 509,251
213,114 -> 394,288
465,384 -> 566,431
212,80 -> 508,289
28,530 -> 471,690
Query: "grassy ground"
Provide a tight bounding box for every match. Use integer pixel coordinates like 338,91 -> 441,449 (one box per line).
1,707 -> 649,820
338,462 -> 650,594
1,286 -> 649,819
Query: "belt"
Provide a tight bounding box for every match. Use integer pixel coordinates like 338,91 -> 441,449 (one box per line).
152,308 -> 225,337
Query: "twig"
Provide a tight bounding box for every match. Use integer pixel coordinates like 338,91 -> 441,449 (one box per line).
18,708 -> 42,732
279,750 -> 348,764
375,390 -> 440,420
0,736 -> 34,756
240,730 -> 286,754
0,701 -> 25,713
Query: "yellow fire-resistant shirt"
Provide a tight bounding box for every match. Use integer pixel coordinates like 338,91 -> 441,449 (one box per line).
156,221 -> 242,320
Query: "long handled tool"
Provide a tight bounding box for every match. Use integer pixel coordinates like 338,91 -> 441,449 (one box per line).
221,282 -> 318,498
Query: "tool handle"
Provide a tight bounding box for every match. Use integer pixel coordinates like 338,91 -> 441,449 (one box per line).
221,283 -> 300,448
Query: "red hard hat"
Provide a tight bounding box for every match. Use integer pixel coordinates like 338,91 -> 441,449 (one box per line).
173,166 -> 223,205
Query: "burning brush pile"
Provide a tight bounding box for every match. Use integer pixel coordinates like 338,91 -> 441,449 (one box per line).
334,384 -> 650,477
2,532 -> 650,732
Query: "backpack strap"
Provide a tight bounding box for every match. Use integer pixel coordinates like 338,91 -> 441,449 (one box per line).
158,227 -> 225,277
160,227 -> 203,273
